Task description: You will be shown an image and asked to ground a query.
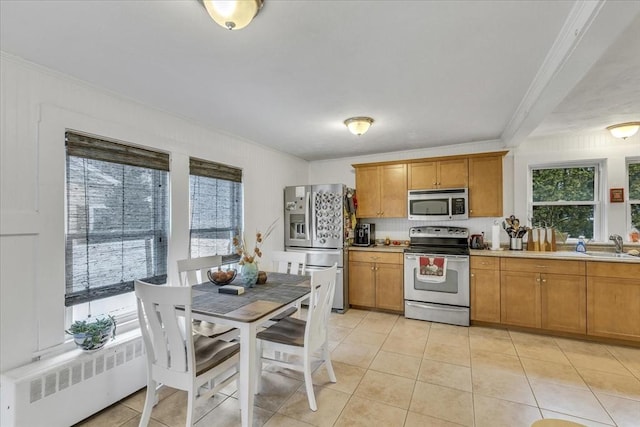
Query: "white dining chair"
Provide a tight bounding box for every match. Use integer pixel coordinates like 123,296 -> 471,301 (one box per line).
271,250 -> 307,275
255,263 -> 338,411
177,255 -> 237,340
267,250 -> 308,322
135,280 -> 240,427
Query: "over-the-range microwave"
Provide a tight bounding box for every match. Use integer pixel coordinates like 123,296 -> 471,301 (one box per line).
408,188 -> 469,221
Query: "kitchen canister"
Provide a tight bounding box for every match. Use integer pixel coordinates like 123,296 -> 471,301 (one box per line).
510,237 -> 523,250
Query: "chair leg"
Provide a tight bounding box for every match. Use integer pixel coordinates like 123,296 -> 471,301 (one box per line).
186,389 -> 195,427
323,343 -> 337,383
303,356 -> 317,411
139,379 -> 156,427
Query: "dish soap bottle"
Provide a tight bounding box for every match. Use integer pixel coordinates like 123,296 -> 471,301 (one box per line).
575,235 -> 587,253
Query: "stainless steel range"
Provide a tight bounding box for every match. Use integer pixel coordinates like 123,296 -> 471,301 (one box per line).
404,226 -> 470,326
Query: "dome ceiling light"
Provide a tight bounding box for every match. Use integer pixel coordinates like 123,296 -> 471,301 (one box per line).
344,117 -> 374,136
606,122 -> 640,139
203,0 -> 264,31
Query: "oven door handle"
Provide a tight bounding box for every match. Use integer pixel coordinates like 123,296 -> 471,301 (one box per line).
404,255 -> 469,262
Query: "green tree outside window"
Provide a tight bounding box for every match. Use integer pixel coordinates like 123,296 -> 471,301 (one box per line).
531,166 -> 597,239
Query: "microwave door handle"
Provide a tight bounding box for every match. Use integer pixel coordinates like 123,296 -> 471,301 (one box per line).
448,197 -> 453,220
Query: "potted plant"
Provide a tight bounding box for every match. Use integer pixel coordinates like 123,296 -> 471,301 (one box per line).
66,315 -> 116,351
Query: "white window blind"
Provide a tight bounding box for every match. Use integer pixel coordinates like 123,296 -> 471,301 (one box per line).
189,157 -> 243,264
65,131 -> 169,307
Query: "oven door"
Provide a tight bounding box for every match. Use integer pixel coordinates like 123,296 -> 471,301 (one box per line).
403,253 -> 469,307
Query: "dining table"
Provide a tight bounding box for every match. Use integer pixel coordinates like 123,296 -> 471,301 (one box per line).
190,272 -> 311,427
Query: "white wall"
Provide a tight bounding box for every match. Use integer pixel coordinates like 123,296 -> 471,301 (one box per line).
0,54 -> 309,372
513,132 -> 639,241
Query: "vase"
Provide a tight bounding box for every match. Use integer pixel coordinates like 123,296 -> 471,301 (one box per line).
241,261 -> 259,287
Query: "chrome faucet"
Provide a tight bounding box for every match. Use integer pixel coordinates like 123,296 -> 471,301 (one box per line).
609,234 -> 624,253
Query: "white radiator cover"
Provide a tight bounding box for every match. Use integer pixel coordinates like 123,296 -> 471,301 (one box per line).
1,333 -> 147,427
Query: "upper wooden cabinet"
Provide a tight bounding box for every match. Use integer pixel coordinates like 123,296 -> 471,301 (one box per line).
468,154 -> 504,217
353,151 -> 507,219
408,158 -> 468,189
355,163 -> 407,218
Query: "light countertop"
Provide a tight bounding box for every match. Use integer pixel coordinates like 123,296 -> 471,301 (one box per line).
470,249 -> 640,263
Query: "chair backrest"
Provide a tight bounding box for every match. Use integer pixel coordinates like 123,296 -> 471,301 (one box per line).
305,263 -> 337,351
177,255 -> 222,286
135,280 -> 195,382
271,250 -> 307,275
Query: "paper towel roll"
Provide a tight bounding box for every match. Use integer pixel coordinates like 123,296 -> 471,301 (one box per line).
491,224 -> 501,250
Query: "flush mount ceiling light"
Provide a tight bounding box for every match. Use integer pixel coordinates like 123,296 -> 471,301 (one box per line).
344,117 -> 374,136
606,122 -> 640,139
203,0 -> 264,31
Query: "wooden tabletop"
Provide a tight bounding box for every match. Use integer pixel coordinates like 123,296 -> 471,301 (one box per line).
191,272 -> 310,322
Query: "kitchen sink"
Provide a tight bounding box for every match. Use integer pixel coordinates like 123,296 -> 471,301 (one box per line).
583,251 -> 637,259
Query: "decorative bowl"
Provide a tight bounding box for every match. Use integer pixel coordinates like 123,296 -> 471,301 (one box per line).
207,269 -> 237,286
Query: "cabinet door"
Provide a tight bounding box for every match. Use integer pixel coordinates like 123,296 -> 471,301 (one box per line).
438,158 -> 468,188
355,166 -> 380,218
375,262 -> 404,312
500,271 -> 541,327
471,269 -> 501,322
408,161 -> 438,189
348,261 -> 376,308
587,276 -> 640,342
380,164 -> 407,218
469,155 -> 503,217
540,273 -> 586,334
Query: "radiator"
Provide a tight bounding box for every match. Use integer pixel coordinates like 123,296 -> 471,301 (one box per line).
1,332 -> 147,427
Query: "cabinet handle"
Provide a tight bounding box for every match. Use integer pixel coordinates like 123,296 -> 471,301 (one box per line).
470,209 -> 473,213
370,266 -> 375,271
375,267 -> 379,271
542,279 -> 547,283
470,273 -> 475,277
536,277 -> 541,283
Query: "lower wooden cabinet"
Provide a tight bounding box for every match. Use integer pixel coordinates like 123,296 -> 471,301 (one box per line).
587,262 -> 640,342
470,256 -> 500,322
499,258 -> 586,334
540,273 -> 586,334
349,251 -> 403,312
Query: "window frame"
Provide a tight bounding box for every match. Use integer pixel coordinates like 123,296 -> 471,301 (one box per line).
188,157 -> 243,265
64,131 -> 170,326
627,157 -> 640,235
528,160 -> 604,241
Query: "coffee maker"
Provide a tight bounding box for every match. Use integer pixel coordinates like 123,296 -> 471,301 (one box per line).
353,223 -> 375,246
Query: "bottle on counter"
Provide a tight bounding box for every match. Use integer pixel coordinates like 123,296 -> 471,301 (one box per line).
575,235 -> 587,253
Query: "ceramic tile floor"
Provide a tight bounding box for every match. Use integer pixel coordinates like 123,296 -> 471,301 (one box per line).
75,309 -> 640,427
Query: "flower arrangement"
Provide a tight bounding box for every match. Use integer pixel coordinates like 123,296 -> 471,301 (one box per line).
233,218 -> 279,266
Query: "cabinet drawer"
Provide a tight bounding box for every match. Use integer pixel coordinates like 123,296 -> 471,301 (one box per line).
471,256 -> 499,270
587,261 -> 640,280
349,251 -> 402,264
500,257 -> 585,275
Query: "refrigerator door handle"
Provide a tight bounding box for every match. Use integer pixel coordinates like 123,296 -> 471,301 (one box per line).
304,190 -> 311,241
310,191 -> 317,242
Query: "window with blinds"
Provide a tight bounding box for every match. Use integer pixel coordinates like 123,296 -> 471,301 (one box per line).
65,131 -> 169,307
189,157 -> 243,264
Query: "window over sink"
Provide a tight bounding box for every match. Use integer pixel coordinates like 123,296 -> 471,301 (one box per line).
529,163 -> 602,240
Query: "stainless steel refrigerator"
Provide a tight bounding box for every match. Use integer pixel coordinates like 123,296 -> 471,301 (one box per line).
284,184 -> 351,312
